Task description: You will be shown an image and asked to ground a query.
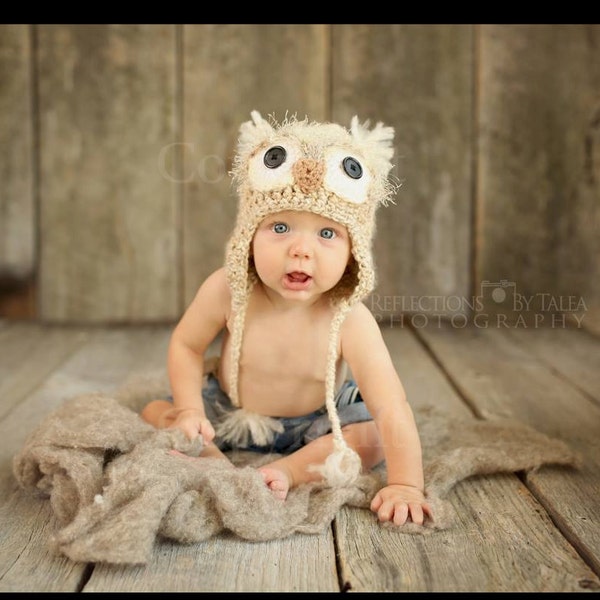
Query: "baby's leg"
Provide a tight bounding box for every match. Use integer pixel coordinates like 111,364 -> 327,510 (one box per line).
141,399 -> 176,428
259,421 -> 383,500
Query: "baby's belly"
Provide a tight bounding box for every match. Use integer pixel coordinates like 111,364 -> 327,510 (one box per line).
221,368 -> 327,417
217,334 -> 344,417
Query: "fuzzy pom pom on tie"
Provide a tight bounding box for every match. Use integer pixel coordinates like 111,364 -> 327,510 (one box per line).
215,408 -> 284,448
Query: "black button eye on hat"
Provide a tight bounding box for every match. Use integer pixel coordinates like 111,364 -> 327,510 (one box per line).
264,146 -> 287,168
343,156 -> 363,179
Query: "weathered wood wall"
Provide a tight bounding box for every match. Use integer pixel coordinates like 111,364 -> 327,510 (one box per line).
332,25 -> 473,320
0,24 -> 598,331
477,25 -> 600,333
0,26 -> 34,280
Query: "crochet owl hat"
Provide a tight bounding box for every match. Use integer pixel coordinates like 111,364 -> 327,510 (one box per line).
222,111 -> 396,485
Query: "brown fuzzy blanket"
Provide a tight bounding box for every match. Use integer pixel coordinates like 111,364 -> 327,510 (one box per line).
12,372 -> 581,565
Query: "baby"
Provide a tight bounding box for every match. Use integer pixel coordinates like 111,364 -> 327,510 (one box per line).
142,111 -> 432,526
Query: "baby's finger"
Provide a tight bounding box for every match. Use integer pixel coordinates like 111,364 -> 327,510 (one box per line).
391,503 -> 409,526
407,503 -> 424,525
370,492 -> 383,513
423,502 -> 434,522
376,500 -> 397,523
170,421 -> 198,440
200,421 -> 215,443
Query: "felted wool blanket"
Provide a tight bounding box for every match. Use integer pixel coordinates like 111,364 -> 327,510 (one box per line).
12,371 -> 581,566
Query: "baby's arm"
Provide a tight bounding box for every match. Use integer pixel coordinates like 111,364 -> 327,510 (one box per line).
341,304 -> 432,526
167,268 -> 230,441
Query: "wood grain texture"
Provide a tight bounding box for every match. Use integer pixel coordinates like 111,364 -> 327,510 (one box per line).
0,494 -> 86,592
336,474 -> 595,592
0,25 -> 34,280
506,326 -> 600,406
36,25 -> 179,322
477,25 -> 600,322
0,322 -> 89,419
0,326 -> 171,591
502,326 -> 600,573
2,24 -> 599,329
181,24 -> 328,305
580,313 -> 600,338
333,327 -> 598,592
417,323 -> 600,578
0,323 -> 338,592
2,325 -> 600,591
86,532 -> 339,592
332,24 -> 474,313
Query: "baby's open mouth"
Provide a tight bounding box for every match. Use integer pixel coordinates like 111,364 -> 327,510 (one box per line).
286,271 -> 311,283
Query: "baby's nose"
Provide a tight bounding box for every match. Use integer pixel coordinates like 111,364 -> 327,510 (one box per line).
290,234 -> 312,259
292,158 -> 324,194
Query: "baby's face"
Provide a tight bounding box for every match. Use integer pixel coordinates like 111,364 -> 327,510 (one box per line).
252,210 -> 351,302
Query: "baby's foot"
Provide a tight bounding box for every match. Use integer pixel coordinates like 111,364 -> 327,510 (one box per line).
258,466 -> 291,501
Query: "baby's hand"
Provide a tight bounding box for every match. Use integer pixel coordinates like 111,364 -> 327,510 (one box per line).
370,484 -> 433,526
169,408 -> 215,443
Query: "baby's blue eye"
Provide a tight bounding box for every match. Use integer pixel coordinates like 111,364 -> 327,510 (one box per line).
273,222 -> 289,234
320,228 -> 336,240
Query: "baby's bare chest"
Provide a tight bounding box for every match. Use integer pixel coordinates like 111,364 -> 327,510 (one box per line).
241,311 -> 331,378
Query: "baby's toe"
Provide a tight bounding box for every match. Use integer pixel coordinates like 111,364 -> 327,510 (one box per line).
258,467 -> 290,501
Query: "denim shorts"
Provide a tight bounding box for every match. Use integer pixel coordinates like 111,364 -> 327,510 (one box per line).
198,373 -> 372,455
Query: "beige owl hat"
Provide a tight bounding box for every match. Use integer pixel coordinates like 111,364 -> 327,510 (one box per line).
221,110 -> 396,486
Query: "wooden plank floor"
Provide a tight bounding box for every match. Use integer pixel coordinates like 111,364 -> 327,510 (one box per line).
1,319 -> 599,592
